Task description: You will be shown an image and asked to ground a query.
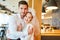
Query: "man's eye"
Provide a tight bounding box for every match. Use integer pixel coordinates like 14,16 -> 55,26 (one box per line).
21,8 -> 23,9
25,8 -> 27,10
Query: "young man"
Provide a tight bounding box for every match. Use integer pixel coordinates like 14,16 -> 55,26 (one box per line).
6,1 -> 34,40
6,1 -> 28,40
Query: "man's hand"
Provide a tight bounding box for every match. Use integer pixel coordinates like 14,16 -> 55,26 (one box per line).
17,24 -> 23,31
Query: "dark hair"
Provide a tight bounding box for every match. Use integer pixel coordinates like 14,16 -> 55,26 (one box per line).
18,1 -> 28,7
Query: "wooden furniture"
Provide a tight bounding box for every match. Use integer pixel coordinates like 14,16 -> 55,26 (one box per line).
41,30 -> 60,40
41,30 -> 60,36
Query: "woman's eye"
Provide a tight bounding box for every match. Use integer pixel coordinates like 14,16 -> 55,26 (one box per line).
21,8 -> 23,9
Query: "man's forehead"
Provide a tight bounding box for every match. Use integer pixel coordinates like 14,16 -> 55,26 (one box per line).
19,4 -> 28,8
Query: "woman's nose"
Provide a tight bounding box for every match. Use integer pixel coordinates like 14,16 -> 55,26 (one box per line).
25,18 -> 28,21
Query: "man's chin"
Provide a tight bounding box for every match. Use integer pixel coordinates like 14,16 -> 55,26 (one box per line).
21,16 -> 24,19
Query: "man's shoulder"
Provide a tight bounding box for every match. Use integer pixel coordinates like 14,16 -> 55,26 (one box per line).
10,13 -> 20,18
12,13 -> 18,16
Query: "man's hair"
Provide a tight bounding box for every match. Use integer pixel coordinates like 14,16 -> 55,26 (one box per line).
18,1 -> 28,7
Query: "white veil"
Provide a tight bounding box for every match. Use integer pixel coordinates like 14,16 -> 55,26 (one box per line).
28,8 -> 40,36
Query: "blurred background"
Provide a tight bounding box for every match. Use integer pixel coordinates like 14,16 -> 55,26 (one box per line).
41,0 -> 60,40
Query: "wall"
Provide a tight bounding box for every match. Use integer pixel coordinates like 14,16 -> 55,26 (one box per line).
42,19 -> 52,26
52,10 -> 60,28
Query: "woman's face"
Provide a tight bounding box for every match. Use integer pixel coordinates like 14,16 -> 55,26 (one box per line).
24,13 -> 33,24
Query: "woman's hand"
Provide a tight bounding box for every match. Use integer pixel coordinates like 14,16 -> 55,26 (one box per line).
28,27 -> 33,35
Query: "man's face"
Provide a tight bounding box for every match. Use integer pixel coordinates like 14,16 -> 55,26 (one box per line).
18,4 -> 28,18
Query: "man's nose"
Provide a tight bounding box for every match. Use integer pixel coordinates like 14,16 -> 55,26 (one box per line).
22,9 -> 25,12
26,18 -> 28,21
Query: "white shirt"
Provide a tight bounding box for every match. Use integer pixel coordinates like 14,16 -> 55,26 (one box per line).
6,14 -> 25,39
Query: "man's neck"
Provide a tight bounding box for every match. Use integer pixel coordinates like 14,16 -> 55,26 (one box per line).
20,14 -> 24,19
18,13 -> 24,20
